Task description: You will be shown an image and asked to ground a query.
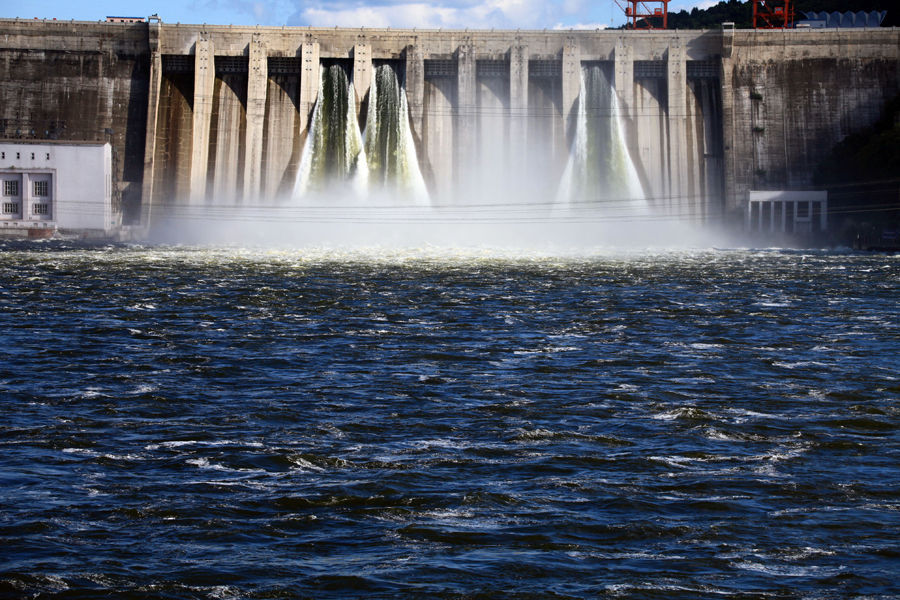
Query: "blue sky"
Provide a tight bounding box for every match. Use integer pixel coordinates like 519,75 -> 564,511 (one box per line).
4,0 -> 718,30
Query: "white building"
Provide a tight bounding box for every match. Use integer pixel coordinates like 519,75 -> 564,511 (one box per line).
748,190 -> 828,235
0,141 -> 115,236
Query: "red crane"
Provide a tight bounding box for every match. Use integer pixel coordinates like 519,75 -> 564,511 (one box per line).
753,0 -> 794,28
614,0 -> 669,29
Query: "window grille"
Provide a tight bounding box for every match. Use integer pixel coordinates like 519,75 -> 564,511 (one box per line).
268,57 -> 301,75
529,60 -> 561,78
215,56 -> 248,74
686,60 -> 719,79
634,61 -> 666,79
162,55 -> 193,73
476,60 -> 509,79
3,202 -> 19,214
32,203 -> 49,215
424,60 -> 457,78
33,181 -> 49,197
3,180 -> 18,196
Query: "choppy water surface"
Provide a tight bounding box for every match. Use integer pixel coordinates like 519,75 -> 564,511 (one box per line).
1,243 -> 898,599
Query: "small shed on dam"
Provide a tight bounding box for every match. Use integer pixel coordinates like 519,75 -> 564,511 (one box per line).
0,141 -> 115,237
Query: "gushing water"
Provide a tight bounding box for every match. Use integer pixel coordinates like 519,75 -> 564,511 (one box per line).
364,64 -> 429,204
293,65 -> 367,198
292,63 -> 428,205
163,62 -> 700,248
557,64 -> 645,214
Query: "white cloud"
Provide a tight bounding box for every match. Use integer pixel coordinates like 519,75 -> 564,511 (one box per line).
289,0 -> 585,29
552,22 -> 609,30
103,0 -> 618,29
669,0 -> 721,12
253,2 -> 266,21
301,4 -> 462,28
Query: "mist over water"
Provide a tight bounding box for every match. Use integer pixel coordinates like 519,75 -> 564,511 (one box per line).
150,205 -> 726,252
153,56 -> 701,250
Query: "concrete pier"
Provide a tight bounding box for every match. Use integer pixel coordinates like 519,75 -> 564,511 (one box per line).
614,38 -> 634,116
300,42 -> 320,141
667,39 -> 687,217
561,38 -> 580,141
456,42 -> 477,190
190,36 -> 215,205
404,44 -> 425,153
243,35 -> 267,202
353,43 -> 372,114
141,20 -> 162,227
509,44 -> 528,176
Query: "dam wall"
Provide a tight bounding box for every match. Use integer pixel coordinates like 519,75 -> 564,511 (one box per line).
723,29 -> 899,220
0,18 -> 897,232
142,24 -> 727,222
0,20 -> 150,222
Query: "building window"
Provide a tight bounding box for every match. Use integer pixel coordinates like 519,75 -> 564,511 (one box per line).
3,202 -> 20,214
31,153 -> 35,160
46,153 -> 50,160
33,181 -> 49,197
16,153 -> 20,160
1,153 -> 4,160
32,203 -> 49,215
3,180 -> 18,196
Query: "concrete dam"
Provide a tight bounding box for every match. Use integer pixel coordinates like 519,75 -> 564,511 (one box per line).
0,19 -> 897,236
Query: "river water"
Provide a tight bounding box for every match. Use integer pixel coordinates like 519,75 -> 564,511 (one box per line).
1,243 -> 898,599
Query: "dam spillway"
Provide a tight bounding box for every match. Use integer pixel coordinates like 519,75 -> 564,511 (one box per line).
144,27 -> 731,224
364,64 -> 429,203
556,62 -> 645,213
292,63 -> 366,198
0,19 -> 897,236
290,61 -> 428,203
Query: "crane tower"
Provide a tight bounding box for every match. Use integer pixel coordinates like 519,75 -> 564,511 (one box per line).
614,0 -> 670,29
753,0 -> 795,28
